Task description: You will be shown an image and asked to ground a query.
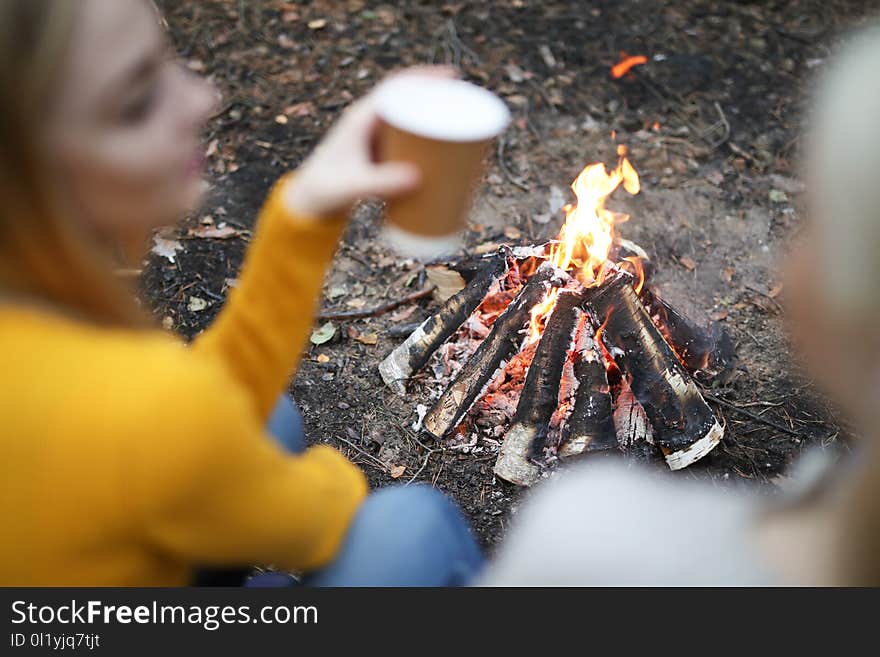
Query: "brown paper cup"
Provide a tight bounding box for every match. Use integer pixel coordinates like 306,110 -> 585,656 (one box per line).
374,76 -> 510,259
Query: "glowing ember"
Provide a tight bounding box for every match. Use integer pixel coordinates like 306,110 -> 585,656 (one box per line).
611,54 -> 647,79
527,146 -> 641,342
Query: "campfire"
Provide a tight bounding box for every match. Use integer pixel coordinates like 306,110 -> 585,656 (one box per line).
380,148 -> 734,485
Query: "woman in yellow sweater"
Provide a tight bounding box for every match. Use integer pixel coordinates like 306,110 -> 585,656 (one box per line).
0,0 -> 482,586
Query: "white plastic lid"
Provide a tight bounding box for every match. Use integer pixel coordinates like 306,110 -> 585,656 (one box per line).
374,75 -> 511,142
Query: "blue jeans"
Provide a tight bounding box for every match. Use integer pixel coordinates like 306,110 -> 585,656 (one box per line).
248,396 -> 484,587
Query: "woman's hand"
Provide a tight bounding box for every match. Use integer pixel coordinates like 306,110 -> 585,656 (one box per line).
283,67 -> 454,219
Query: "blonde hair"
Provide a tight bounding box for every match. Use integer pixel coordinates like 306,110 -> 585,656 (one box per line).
806,23 -> 880,584
0,0 -> 144,326
807,23 -> 880,325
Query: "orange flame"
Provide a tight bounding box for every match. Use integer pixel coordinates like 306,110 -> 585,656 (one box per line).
527,290 -> 559,342
527,147 -> 641,343
611,54 -> 647,79
549,147 -> 640,283
620,256 -> 646,294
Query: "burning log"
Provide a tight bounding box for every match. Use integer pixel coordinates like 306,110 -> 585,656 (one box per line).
640,287 -> 736,375
588,274 -> 723,470
494,291 -> 583,485
423,262 -> 567,438
379,255 -> 508,394
557,314 -> 618,459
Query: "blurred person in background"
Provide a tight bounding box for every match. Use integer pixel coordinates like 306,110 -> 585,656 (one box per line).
0,0 -> 482,586
481,23 -> 880,586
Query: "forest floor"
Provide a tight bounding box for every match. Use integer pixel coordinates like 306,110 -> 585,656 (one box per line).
149,0 -> 875,549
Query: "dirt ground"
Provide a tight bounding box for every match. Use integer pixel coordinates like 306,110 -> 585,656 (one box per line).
147,0 -> 874,549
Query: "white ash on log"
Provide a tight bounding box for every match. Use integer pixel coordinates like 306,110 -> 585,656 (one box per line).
612,380 -> 658,462
639,286 -> 736,375
494,291 -> 583,485
588,274 -> 723,469
379,255 -> 508,394
557,313 -> 618,459
424,262 -> 568,438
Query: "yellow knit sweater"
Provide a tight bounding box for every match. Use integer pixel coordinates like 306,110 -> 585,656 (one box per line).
0,175 -> 368,585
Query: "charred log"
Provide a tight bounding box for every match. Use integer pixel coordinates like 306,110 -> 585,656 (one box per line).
558,313 -> 618,459
495,291 -> 582,485
379,255 -> 508,394
612,380 -> 659,462
640,287 -> 736,375
424,262 -> 568,439
588,275 -> 723,469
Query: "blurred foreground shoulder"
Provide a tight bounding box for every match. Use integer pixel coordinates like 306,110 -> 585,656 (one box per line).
479,459 -> 772,586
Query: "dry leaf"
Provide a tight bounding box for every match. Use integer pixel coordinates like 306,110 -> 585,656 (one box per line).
722,267 -> 735,283
768,283 -> 784,298
187,224 -> 242,239
705,170 -> 724,186
475,241 -> 502,254
308,18 -> 327,29
274,114 -> 289,125
769,174 -> 806,195
709,310 -> 729,321
187,296 -> 208,312
769,189 -> 789,203
532,212 -> 551,224
389,464 -> 406,479
310,321 -> 336,345
505,63 -> 526,83
503,226 -> 522,240
346,298 -> 367,309
284,101 -> 316,117
316,353 -> 331,363
389,305 -> 417,322
679,256 -> 697,271
326,285 -> 347,300
425,266 -> 465,302
539,44 -> 557,68
151,235 -> 183,263
547,185 -> 566,214
354,332 -> 379,346
161,316 -> 174,330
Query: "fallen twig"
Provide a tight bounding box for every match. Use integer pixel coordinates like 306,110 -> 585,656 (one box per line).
702,391 -> 803,437
497,136 -> 530,192
334,434 -> 391,473
405,433 -> 442,486
743,282 -> 784,313
318,286 -> 435,321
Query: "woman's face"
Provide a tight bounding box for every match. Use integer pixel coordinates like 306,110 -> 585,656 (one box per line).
46,0 -> 217,247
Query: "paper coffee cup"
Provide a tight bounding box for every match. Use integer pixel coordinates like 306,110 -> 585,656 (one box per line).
374,75 -> 511,259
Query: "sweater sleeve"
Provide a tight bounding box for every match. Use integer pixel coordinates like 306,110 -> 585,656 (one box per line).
192,174 -> 346,421
130,358 -> 368,572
